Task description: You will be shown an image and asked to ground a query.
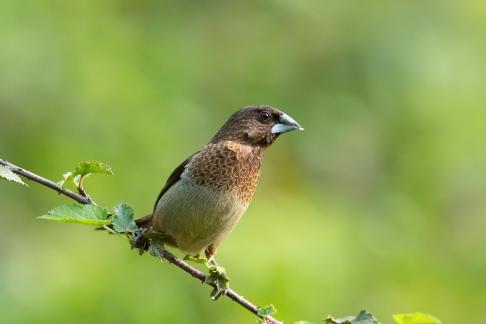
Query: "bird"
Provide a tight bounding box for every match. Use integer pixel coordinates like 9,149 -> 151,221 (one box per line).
135,105 -> 303,261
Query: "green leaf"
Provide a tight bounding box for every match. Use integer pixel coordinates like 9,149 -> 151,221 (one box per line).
111,203 -> 137,233
325,310 -> 379,324
393,313 -> 441,324
184,254 -> 209,264
0,165 -> 26,186
58,161 -> 113,188
258,304 -> 277,317
148,239 -> 164,257
206,264 -> 230,301
74,160 -> 113,176
38,203 -> 110,225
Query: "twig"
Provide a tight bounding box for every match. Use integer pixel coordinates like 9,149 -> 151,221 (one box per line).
0,159 -> 92,204
158,249 -> 277,322
0,159 -> 282,324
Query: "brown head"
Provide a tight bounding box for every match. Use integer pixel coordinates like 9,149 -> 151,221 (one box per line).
211,105 -> 303,147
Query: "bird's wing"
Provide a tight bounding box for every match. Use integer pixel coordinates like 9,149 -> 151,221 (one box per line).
152,153 -> 196,212
135,153 -> 197,228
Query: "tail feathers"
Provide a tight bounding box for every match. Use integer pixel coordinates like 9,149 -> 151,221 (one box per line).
135,213 -> 153,228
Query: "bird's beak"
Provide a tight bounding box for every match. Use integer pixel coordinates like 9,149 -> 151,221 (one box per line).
271,113 -> 304,134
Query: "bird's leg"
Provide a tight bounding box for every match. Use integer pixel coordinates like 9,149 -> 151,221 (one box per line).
204,244 -> 230,301
205,244 -> 219,266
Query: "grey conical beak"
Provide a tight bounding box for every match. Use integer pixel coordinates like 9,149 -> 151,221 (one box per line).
271,113 -> 304,134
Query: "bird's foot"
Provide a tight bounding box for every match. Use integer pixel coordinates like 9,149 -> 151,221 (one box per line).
131,227 -> 150,255
205,262 -> 230,301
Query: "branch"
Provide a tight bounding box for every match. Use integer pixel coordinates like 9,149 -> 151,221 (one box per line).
0,159 -> 92,204
0,159 -> 282,324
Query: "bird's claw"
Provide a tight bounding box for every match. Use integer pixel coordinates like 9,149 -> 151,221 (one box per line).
131,227 -> 150,255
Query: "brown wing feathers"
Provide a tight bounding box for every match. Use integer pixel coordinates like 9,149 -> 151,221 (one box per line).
134,154 -> 195,228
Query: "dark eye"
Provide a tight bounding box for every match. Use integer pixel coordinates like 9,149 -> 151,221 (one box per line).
259,111 -> 271,122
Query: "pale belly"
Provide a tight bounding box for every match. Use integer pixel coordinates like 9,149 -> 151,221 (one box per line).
153,178 -> 248,254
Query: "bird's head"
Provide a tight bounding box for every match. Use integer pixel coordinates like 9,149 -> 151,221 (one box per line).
211,105 -> 303,147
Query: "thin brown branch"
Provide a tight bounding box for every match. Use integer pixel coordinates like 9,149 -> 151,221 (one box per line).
0,159 -> 92,204
158,249 -> 278,322
0,159 -> 282,324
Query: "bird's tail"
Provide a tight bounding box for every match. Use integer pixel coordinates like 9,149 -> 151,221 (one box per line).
135,213 -> 154,228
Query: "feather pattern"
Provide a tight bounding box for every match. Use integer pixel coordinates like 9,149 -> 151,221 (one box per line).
152,141 -> 262,253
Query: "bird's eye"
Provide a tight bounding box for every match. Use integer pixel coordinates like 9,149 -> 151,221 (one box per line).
259,111 -> 271,122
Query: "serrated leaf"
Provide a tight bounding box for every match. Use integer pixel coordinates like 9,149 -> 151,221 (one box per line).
258,304 -> 277,317
0,165 -> 26,186
58,161 -> 113,188
325,316 -> 355,324
393,313 -> 441,324
111,203 -> 137,233
206,265 -> 230,301
74,161 -> 113,176
325,310 -> 379,324
148,239 -> 164,257
38,203 -> 110,225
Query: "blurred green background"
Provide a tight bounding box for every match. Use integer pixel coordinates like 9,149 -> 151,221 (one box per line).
1,0 -> 485,323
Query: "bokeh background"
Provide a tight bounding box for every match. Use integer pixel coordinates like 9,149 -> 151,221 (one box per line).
1,1 -> 485,323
